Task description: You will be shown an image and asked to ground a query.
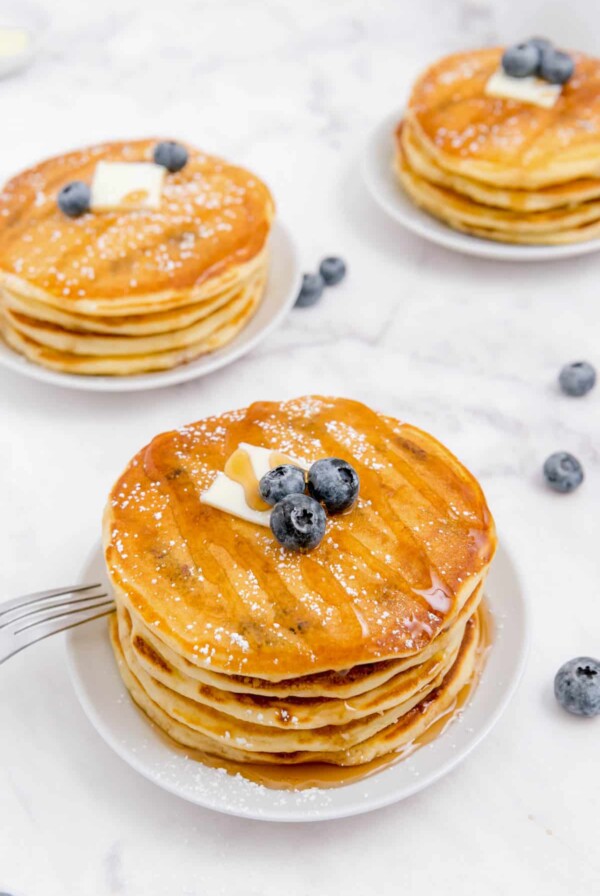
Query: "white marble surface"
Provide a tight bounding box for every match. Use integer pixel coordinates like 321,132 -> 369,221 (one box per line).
1,0 -> 599,893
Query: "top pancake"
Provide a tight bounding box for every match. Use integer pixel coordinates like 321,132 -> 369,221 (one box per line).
0,139 -> 274,315
104,396 -> 496,680
407,48 -> 600,188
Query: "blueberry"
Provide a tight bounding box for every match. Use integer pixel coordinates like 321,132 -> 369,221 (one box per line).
259,465 -> 306,506
307,458 -> 359,514
319,257 -> 347,287
558,361 -> 596,397
295,273 -> 325,308
526,36 -> 554,53
270,494 -> 326,551
554,657 -> 600,717
539,48 -> 574,84
57,181 -> 91,218
502,42 -> 540,78
153,141 -> 188,173
543,452 -> 584,493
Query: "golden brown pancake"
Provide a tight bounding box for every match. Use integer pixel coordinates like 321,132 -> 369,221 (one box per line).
105,396 -> 495,680
109,610 -> 482,766
395,48 -> 600,244
400,121 -> 600,212
407,49 -> 600,189
104,397 -> 495,773
0,139 -> 274,374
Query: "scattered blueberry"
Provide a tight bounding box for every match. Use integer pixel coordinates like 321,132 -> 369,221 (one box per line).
539,48 -> 574,84
153,141 -> 188,173
259,465 -> 306,506
526,36 -> 554,53
319,257 -> 347,287
307,458 -> 360,514
543,452 -> 584,493
558,361 -> 596,397
502,42 -> 540,78
295,273 -> 325,308
57,181 -> 91,218
270,494 -> 327,551
554,657 -> 600,717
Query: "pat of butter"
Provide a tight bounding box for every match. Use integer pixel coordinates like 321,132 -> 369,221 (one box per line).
238,442 -> 309,480
90,161 -> 165,212
485,69 -> 561,109
200,443 -> 308,528
201,473 -> 273,528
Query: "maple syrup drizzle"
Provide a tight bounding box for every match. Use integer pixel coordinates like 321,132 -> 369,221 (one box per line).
224,447 -> 299,512
147,602 -> 493,791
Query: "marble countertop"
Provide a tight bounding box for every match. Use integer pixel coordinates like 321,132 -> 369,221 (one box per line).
1,1 -> 599,894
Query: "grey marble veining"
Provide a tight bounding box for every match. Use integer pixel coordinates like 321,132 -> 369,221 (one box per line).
0,1 -> 599,894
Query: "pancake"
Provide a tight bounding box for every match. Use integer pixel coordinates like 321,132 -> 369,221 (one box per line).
122,579 -> 483,699
3,269 -> 265,357
407,49 -> 600,189
105,396 -> 495,679
121,604 -> 468,728
0,139 -> 274,374
400,121 -> 600,212
0,253 -> 263,336
104,396 -> 496,774
396,47 -> 600,244
110,610 -> 482,766
0,273 -> 264,375
395,145 -> 600,239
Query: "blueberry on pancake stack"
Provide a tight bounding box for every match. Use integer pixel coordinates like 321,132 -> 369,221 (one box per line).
104,396 -> 496,770
395,43 -> 600,244
0,139 -> 274,375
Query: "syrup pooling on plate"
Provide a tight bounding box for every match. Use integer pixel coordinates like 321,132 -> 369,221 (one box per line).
117,602 -> 493,789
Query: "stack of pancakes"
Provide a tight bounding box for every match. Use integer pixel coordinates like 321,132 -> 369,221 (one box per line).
396,49 -> 600,245
105,396 -> 496,768
0,140 -> 274,375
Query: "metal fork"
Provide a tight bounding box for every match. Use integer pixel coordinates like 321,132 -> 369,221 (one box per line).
0,583 -> 115,664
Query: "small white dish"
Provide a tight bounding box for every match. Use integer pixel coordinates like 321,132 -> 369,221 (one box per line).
0,1 -> 47,78
0,220 -> 300,392
362,110 -> 600,262
67,539 -> 529,822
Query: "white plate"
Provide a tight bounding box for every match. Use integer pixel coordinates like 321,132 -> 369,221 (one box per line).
66,540 -> 529,822
0,220 -> 300,392
362,110 -> 600,262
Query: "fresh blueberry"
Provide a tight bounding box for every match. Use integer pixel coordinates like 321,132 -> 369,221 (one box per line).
539,48 -> 574,84
502,42 -> 540,78
295,272 -> 325,308
57,181 -> 91,218
259,465 -> 306,506
543,452 -> 584,493
526,36 -> 554,53
307,458 -> 359,514
319,257 -> 347,287
270,494 -> 327,551
554,657 -> 600,717
558,361 -> 596,397
153,141 -> 188,173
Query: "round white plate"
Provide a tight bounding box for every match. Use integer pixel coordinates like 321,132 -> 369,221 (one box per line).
0,220 -> 300,392
362,110 -> 600,261
67,540 -> 529,822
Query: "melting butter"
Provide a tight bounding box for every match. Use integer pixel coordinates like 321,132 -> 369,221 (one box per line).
485,69 -> 561,109
90,161 -> 165,212
201,443 -> 308,526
